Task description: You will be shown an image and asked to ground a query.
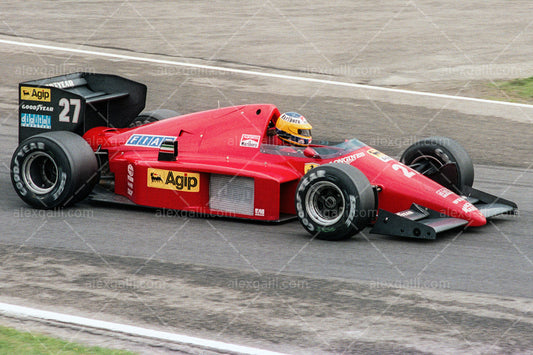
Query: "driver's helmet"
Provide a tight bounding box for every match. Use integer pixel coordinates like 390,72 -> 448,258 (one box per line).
275,112 -> 312,146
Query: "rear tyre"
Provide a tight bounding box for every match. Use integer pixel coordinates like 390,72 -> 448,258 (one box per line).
295,163 -> 375,241
400,136 -> 474,193
11,131 -> 99,209
128,109 -> 180,127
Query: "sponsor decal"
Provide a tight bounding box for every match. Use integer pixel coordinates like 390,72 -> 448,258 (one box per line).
240,134 -> 261,148
436,187 -> 453,198
367,148 -> 392,162
453,197 -> 464,204
397,210 -> 414,218
159,140 -> 175,153
280,112 -> 309,125
255,208 -> 265,217
20,104 -> 54,112
304,163 -> 320,174
462,202 -> 477,213
126,134 -> 177,148
332,151 -> 365,164
20,86 -> 51,102
127,164 -> 134,196
147,168 -> 200,192
20,113 -> 51,129
47,79 -> 76,89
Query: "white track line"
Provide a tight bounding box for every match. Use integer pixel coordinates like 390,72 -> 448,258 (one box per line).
2,38 -> 533,110
0,302 -> 287,355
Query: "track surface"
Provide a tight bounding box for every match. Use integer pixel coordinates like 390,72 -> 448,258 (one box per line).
0,1 -> 532,354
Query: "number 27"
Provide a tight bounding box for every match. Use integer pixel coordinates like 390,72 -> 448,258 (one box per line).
59,98 -> 81,123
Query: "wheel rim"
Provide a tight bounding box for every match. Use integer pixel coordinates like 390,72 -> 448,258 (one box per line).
408,149 -> 450,175
305,181 -> 345,226
21,151 -> 59,194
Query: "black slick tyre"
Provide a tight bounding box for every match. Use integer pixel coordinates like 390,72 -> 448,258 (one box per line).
10,131 -> 99,209
128,109 -> 180,127
400,136 -> 474,193
295,163 -> 375,241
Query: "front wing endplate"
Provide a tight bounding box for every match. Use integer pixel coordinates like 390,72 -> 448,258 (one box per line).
370,204 -> 467,240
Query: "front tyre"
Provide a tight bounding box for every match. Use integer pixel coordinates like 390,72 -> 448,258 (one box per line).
11,131 -> 98,209
400,136 -> 474,193
295,163 -> 375,241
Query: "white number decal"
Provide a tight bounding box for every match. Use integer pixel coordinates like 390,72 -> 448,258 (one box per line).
392,163 -> 416,178
58,98 -> 81,123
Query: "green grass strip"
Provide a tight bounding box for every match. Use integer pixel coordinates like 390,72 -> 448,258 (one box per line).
492,76 -> 533,102
0,325 -> 135,355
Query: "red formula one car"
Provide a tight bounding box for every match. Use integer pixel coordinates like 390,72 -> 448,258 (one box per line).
11,73 -> 517,240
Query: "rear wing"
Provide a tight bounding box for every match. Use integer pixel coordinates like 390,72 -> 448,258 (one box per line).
18,72 -> 147,143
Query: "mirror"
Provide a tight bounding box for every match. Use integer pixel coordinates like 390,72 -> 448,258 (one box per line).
303,147 -> 320,158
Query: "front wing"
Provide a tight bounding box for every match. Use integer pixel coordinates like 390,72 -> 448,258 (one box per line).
370,187 -> 517,240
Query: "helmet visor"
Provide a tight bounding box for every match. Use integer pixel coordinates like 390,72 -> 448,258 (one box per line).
298,129 -> 311,136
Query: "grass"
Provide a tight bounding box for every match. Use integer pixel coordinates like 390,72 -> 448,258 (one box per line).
0,325 -> 135,355
491,76 -> 533,102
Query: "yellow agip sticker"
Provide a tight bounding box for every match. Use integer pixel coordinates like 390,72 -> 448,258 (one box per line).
367,148 -> 392,162
147,168 -> 200,192
304,163 -> 320,174
20,86 -> 51,102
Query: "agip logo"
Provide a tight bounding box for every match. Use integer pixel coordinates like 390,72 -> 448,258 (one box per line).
304,163 -> 320,173
20,86 -> 51,102
147,168 -> 200,192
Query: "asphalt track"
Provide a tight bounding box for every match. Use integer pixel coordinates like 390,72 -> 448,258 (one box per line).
0,1 -> 532,354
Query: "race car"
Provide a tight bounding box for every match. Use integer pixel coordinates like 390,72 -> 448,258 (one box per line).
11,73 -> 517,240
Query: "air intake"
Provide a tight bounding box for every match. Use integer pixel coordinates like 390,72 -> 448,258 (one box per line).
209,175 -> 254,216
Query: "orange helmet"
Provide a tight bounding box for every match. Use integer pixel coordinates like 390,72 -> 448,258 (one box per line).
275,112 -> 312,146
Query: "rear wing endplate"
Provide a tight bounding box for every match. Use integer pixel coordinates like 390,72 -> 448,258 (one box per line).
18,72 -> 147,142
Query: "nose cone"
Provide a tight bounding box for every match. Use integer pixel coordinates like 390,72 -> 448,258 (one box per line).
456,200 -> 486,226
467,208 -> 486,227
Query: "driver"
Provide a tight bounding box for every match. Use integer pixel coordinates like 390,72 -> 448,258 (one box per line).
274,112 -> 313,147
